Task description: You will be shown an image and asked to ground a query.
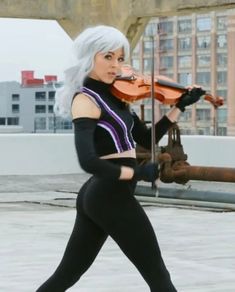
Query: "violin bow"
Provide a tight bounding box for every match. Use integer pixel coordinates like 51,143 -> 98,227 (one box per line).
150,27 -> 157,192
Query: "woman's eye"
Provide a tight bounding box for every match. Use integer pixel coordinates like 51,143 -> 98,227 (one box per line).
104,54 -> 112,60
118,57 -> 125,62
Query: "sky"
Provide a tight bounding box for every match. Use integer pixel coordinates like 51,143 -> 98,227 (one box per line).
0,18 -> 73,82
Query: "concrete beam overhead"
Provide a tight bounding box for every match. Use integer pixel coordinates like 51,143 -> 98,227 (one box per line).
1,0 -> 235,45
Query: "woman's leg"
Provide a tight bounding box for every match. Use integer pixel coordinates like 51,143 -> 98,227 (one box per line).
85,178 -> 177,292
36,181 -> 108,292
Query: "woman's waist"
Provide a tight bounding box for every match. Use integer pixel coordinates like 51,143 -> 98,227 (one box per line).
100,150 -> 137,168
100,148 -> 136,160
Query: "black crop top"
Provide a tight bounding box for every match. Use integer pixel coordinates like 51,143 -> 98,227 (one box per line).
80,77 -> 135,156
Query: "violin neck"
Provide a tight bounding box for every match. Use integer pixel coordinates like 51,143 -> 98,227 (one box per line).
157,79 -> 186,90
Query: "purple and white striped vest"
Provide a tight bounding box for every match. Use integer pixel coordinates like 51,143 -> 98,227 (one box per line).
80,86 -> 135,156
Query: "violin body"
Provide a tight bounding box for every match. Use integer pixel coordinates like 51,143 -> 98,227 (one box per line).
111,65 -> 224,108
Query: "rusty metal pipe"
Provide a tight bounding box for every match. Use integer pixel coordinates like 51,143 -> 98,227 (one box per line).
176,165 -> 235,183
159,153 -> 235,184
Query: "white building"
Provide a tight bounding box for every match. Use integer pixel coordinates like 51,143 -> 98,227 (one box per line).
0,71 -> 72,133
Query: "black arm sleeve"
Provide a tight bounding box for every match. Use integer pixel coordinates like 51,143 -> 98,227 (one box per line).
131,112 -> 174,150
73,117 -> 121,179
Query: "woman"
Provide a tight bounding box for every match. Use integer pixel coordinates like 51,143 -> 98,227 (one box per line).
36,25 -> 205,292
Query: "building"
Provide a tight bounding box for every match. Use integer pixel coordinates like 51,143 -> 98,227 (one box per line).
0,71 -> 72,133
131,9 -> 235,136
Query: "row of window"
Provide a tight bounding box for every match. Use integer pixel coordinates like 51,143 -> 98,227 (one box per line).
10,105 -> 56,114
137,56 -> 227,76
34,117 -> 72,131
0,116 -> 72,130
145,16 -> 227,36
11,91 -> 56,102
35,105 -> 54,114
180,127 -> 227,136
140,34 -> 227,55
143,107 -> 227,125
0,117 -> 19,125
35,91 -> 55,101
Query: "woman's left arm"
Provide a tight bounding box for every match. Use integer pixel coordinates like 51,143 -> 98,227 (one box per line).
132,87 -> 206,149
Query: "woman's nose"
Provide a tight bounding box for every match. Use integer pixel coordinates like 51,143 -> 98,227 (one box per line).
112,59 -> 119,67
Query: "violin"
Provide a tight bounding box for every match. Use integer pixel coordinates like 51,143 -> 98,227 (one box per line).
111,65 -> 224,108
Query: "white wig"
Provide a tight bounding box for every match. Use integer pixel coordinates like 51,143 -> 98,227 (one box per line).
54,25 -> 130,117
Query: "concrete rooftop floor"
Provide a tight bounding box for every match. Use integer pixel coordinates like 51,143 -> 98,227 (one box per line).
0,174 -> 235,292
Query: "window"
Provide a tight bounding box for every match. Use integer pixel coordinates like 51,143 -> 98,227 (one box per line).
196,17 -> 211,31
217,53 -> 227,66
143,58 -> 152,73
178,56 -> 191,68
132,43 -> 140,55
179,110 -> 192,122
12,104 -> 20,114
131,59 -> 140,71
35,117 -> 46,130
12,94 -> 20,101
35,91 -> 46,101
143,41 -> 152,54
48,117 -> 56,130
217,16 -> 227,30
7,117 -> 19,125
35,105 -> 46,113
217,108 -> 227,123
178,73 -> 192,86
48,91 -> 55,101
178,19 -> 192,33
158,21 -> 173,34
197,36 -> 211,49
144,23 -> 157,36
196,109 -> 211,121
217,71 -> 227,85
178,37 -> 191,50
160,56 -> 173,68
216,89 -> 227,101
196,72 -> 210,85
217,127 -> 227,136
217,34 -> 227,48
0,118 -> 6,125
48,105 -> 54,113
197,55 -> 211,67
159,39 -> 173,51
54,117 -> 72,130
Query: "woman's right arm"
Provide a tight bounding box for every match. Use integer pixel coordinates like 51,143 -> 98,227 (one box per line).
72,94 -> 133,180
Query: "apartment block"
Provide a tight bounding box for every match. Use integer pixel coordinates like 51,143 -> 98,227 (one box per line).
131,10 -> 235,136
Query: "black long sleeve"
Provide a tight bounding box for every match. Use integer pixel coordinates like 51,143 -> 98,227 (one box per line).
131,112 -> 174,150
73,117 -> 121,179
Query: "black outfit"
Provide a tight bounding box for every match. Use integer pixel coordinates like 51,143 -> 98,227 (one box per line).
36,78 -> 177,292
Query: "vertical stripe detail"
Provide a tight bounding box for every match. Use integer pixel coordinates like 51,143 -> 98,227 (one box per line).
80,86 -> 135,151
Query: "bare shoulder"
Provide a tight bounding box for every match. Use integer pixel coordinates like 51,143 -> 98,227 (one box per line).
71,93 -> 101,120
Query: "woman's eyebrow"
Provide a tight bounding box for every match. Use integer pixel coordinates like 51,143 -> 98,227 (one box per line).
107,51 -> 124,57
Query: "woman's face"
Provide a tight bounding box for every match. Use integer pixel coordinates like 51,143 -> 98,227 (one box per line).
89,47 -> 125,84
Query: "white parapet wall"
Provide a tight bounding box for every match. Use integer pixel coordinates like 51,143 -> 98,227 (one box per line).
0,134 -> 235,175
0,134 -> 81,175
159,135 -> 235,168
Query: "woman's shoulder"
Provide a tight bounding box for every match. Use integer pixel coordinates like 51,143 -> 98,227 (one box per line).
71,93 -> 101,119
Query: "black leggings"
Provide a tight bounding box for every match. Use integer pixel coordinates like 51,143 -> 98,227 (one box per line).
36,158 -> 177,292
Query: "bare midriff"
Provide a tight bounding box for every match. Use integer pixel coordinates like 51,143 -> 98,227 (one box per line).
100,148 -> 136,159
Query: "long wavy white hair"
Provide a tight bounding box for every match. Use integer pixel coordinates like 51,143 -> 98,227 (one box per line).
54,25 -> 130,117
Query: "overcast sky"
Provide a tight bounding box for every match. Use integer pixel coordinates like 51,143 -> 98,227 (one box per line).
0,18 -> 73,82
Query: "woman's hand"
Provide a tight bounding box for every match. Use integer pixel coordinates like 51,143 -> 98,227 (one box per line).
176,87 -> 206,112
133,162 -> 159,182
